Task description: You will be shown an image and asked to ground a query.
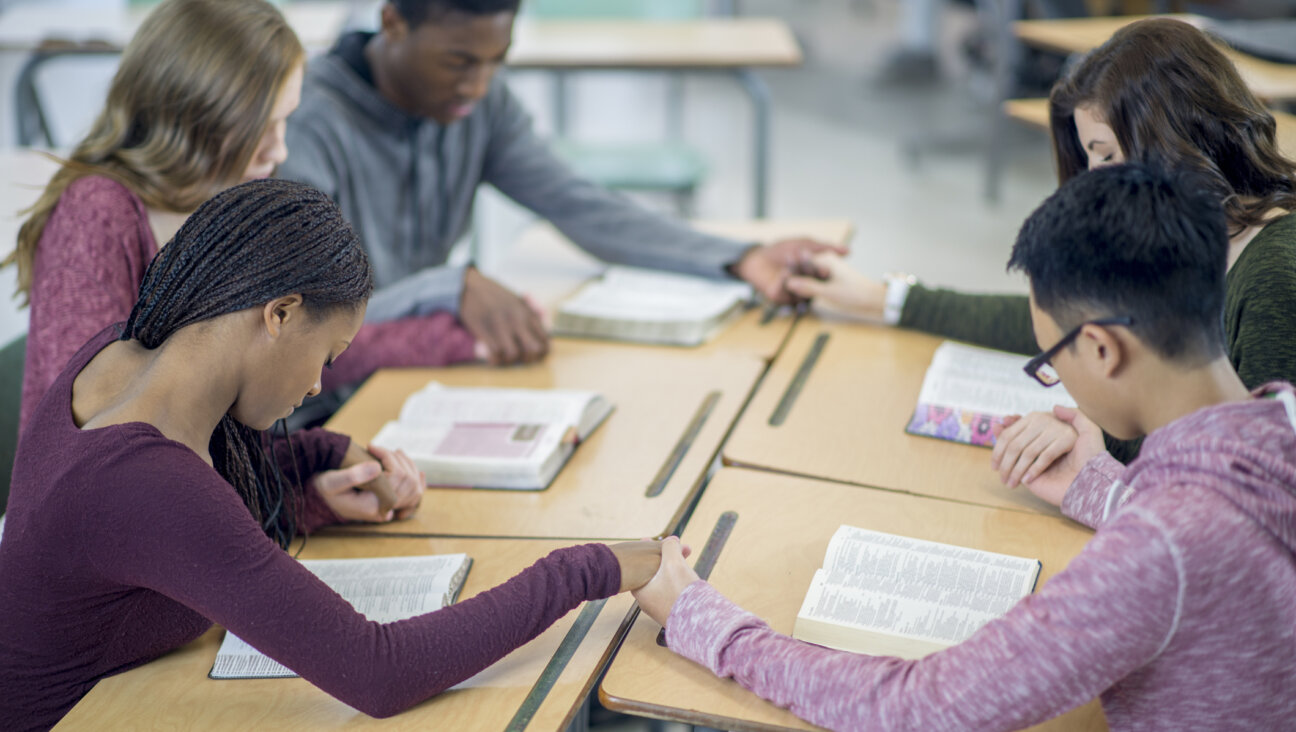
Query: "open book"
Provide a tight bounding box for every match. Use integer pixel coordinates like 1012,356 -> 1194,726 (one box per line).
792,526 -> 1040,659
906,341 -> 1078,447
370,382 -> 614,490
553,266 -> 753,346
210,554 -> 472,679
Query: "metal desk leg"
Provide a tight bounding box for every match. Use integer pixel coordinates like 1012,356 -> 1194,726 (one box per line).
984,0 -> 1023,203
736,68 -> 770,217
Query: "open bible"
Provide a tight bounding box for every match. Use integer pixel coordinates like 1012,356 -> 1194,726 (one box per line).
792,525 -> 1041,659
210,553 -> 472,679
553,266 -> 753,346
370,382 -> 614,490
905,341 -> 1077,447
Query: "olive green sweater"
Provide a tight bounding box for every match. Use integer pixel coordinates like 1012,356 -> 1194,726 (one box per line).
898,213 -> 1296,463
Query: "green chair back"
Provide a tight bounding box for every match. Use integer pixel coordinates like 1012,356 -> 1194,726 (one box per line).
0,334 -> 26,517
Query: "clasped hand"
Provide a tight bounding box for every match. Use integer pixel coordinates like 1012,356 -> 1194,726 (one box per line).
991,405 -> 1105,506
311,443 -> 425,523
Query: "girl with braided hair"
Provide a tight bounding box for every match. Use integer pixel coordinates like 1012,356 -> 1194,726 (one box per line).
0,179 -> 665,731
6,0 -> 475,436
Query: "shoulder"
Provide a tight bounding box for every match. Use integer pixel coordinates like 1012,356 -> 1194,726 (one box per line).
54,175 -> 145,219
1229,214 -> 1296,300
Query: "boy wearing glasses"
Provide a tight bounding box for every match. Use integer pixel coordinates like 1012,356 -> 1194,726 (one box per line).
630,164 -> 1296,730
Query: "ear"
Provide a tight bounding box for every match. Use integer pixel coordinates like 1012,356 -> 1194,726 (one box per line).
260,294 -> 307,339
380,2 -> 409,43
1078,323 -> 1127,380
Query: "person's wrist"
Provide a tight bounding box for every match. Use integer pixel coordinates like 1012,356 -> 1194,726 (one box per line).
882,272 -> 917,326
725,244 -> 762,281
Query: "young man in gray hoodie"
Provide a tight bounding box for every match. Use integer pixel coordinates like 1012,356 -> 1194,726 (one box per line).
278,0 -> 841,365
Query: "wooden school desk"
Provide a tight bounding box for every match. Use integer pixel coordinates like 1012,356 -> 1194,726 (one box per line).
57,534 -> 635,732
507,17 -> 802,217
325,341 -> 764,540
722,318 -> 1062,515
599,467 -> 1105,731
1003,97 -> 1296,159
492,219 -> 856,363
1013,14 -> 1296,103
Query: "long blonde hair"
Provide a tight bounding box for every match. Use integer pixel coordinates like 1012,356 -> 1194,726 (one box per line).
4,0 -> 304,305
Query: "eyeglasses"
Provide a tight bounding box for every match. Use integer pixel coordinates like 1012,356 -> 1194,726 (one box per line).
1023,316 -> 1134,387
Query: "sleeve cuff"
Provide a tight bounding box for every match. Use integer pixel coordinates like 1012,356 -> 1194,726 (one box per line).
883,273 -> 917,326
665,581 -> 768,675
1061,452 -> 1127,529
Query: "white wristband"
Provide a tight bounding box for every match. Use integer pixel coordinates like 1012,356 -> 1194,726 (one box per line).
883,273 -> 917,326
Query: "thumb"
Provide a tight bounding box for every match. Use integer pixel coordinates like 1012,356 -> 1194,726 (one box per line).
314,461 -> 381,495
1052,404 -> 1079,423
660,536 -> 685,563
785,275 -> 825,299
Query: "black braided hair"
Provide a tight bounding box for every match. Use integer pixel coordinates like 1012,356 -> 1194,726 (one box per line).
122,178 -> 373,548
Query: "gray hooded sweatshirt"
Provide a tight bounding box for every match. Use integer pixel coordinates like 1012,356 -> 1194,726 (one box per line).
279,32 -> 754,323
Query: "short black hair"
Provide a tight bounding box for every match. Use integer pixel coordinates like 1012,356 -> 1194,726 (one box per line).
392,0 -> 520,27
1008,163 -> 1228,363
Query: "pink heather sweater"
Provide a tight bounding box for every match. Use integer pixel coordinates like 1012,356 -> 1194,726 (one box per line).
21,175 -> 477,431
664,383 -> 1296,731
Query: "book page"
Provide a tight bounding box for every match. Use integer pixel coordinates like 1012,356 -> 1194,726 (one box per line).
210,554 -> 470,679
797,526 -> 1039,650
560,266 -> 752,322
397,383 -> 599,431
916,342 -> 1076,417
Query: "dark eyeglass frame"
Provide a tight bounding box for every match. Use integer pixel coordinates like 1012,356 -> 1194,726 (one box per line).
1023,315 -> 1135,387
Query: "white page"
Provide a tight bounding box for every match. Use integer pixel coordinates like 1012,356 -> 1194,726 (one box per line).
560,268 -> 751,322
211,554 -> 469,679
916,342 -> 1076,417
798,526 -> 1039,646
397,383 -> 597,430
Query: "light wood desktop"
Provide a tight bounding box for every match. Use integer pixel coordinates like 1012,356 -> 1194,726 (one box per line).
722,318 -> 1061,515
1013,14 -> 1296,102
599,467 -> 1105,731
56,534 -> 635,731
494,219 -> 855,363
1004,97 -> 1296,159
507,18 -> 801,69
325,341 -> 764,540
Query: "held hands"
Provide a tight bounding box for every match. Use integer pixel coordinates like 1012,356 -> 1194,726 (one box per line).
784,253 -> 887,320
732,238 -> 849,305
991,405 -> 1105,506
460,267 -> 549,366
630,536 -> 699,627
312,443 -> 425,523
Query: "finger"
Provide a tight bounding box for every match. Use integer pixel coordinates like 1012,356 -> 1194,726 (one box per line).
363,477 -> 399,516
1023,440 -> 1071,485
1008,432 -> 1053,488
1053,404 -> 1078,422
313,461 -> 381,495
991,417 -> 1028,469
785,275 -> 826,299
517,310 -> 549,363
680,542 -> 693,560
488,321 -> 520,365
996,429 -> 1031,483
660,536 -> 684,562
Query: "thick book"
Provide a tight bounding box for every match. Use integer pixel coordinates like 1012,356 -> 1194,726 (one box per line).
792,525 -> 1041,659
905,341 -> 1077,447
210,554 -> 473,679
370,382 -> 614,490
553,266 -> 753,346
